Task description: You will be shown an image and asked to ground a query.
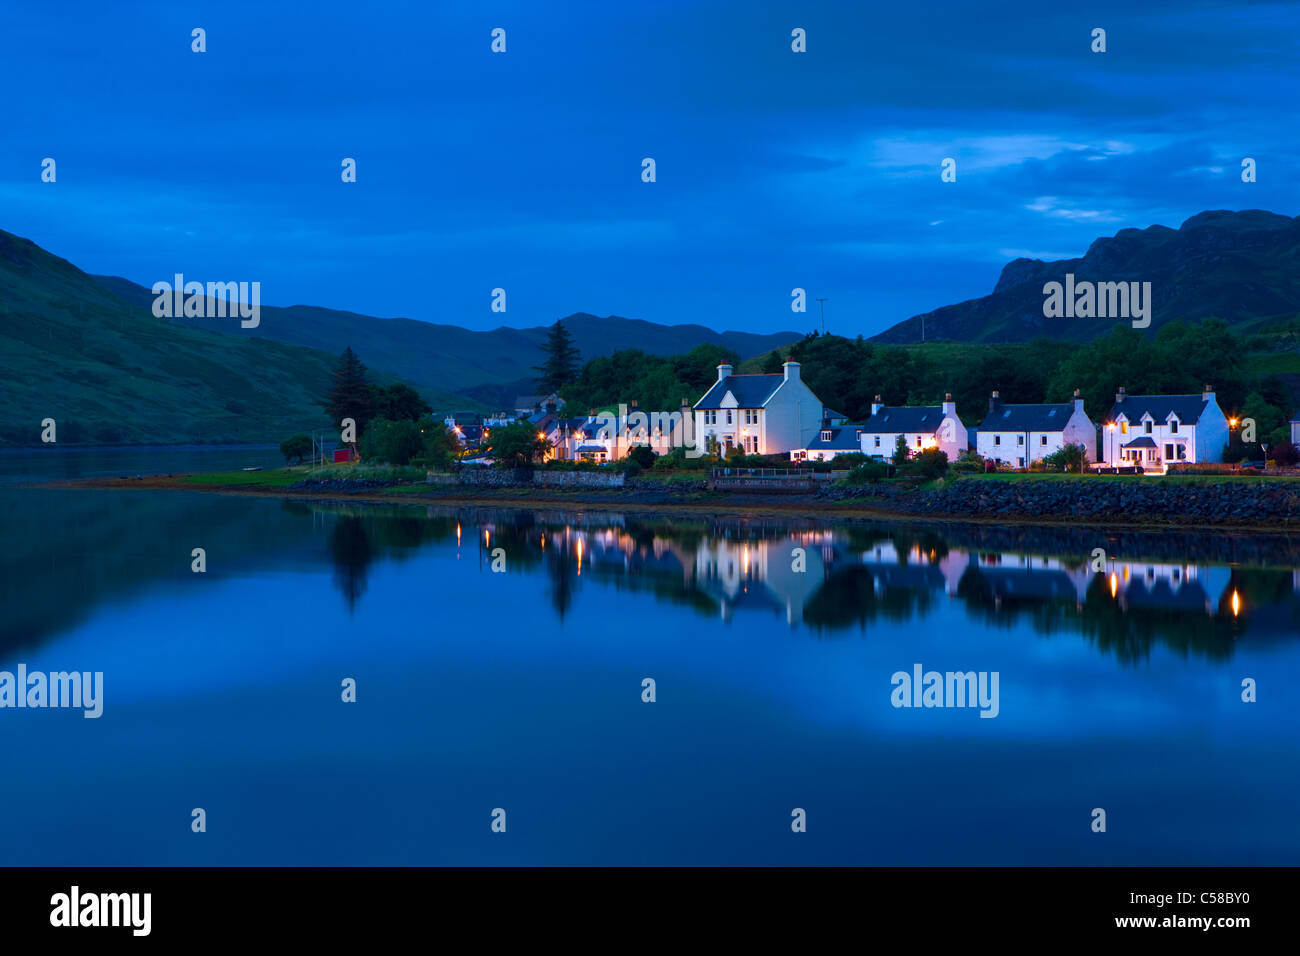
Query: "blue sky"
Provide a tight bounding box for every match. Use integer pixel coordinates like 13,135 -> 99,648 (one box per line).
2,0 -> 1296,336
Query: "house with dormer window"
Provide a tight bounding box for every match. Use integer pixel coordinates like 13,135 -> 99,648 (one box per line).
694,361 -> 825,455
1099,386 -> 1229,472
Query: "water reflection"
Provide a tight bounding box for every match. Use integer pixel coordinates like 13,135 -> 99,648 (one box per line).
309,505 -> 1299,664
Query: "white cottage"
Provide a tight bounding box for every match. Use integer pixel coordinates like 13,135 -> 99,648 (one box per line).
694,361 -> 824,455
1100,386 -> 1229,472
858,394 -> 967,461
977,390 -> 1096,468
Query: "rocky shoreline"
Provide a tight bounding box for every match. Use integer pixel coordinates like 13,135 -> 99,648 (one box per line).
44,471 -> 1300,534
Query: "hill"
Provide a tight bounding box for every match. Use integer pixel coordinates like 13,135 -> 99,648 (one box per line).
0,229 -> 429,445
873,210 -> 1300,344
92,276 -> 803,399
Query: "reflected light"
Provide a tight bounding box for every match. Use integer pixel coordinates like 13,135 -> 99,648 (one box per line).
1109,572 -> 1118,599
1231,589 -> 1241,617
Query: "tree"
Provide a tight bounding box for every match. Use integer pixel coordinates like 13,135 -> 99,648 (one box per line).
359,418 -> 424,465
280,434 -> 313,464
534,320 -> 582,392
324,347 -> 375,437
1043,442 -> 1087,473
371,383 -> 431,422
891,434 -> 910,466
486,421 -> 551,467
421,417 -> 462,470
626,444 -> 657,469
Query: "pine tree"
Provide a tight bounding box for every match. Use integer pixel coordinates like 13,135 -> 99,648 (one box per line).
534,320 -> 581,392
324,347 -> 374,437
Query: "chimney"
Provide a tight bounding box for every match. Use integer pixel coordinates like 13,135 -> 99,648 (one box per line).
1203,383 -> 1214,401
783,360 -> 800,382
1073,388 -> 1084,414
1115,386 -> 1126,405
629,399 -> 637,409
989,389 -> 1001,414
871,394 -> 883,416
717,363 -> 733,382
942,392 -> 956,416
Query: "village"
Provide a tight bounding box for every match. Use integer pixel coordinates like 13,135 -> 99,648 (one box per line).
439,360 -> 1300,477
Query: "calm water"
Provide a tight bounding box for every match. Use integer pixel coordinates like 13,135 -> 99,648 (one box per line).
1,447 -> 1298,865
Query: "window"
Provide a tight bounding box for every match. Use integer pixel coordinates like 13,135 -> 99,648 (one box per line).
873,436 -> 880,448
1017,435 -> 1024,446
820,430 -> 831,442
994,435 -> 1001,446
726,410 -> 732,425
1120,422 -> 1128,435
703,410 -> 716,425
1145,420 -> 1152,434
744,409 -> 758,425
1165,443 -> 1174,459
1170,420 -> 1178,433
916,436 -> 922,448
1040,435 -> 1047,445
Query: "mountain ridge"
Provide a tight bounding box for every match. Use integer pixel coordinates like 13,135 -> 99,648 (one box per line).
873,209 -> 1300,344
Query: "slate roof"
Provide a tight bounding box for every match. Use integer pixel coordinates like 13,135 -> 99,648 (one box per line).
1107,394 -> 1211,426
979,402 -> 1075,432
803,424 -> 864,451
1121,436 -> 1158,449
694,374 -> 785,410
859,406 -> 946,433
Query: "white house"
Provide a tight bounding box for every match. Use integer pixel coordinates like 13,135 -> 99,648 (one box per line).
1099,385 -> 1229,472
694,361 -> 824,455
1290,416 -> 1300,446
790,416 -> 865,462
545,401 -> 695,462
977,390 -> 1097,468
858,394 -> 967,461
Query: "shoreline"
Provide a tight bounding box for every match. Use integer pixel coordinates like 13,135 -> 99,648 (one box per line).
29,473 -> 1300,536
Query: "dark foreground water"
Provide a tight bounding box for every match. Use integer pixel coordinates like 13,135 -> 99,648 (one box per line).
1,447 -> 1298,864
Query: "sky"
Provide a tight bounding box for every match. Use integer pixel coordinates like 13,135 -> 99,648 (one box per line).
1,0 -> 1297,337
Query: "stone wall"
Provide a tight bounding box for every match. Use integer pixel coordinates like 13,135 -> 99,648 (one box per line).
534,470 -> 626,488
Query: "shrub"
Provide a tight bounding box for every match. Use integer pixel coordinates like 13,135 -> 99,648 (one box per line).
1042,443 -> 1087,473
626,444 -> 658,469
899,448 -> 949,479
1272,441 -> 1300,467
950,449 -> 986,474
844,459 -> 891,484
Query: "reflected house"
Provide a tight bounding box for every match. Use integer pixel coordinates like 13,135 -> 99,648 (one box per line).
966,552 -> 1092,608
1106,560 -> 1233,615
694,532 -> 839,623
857,541 -> 971,596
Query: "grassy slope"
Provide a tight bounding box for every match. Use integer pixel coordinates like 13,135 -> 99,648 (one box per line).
0,229 -> 463,445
